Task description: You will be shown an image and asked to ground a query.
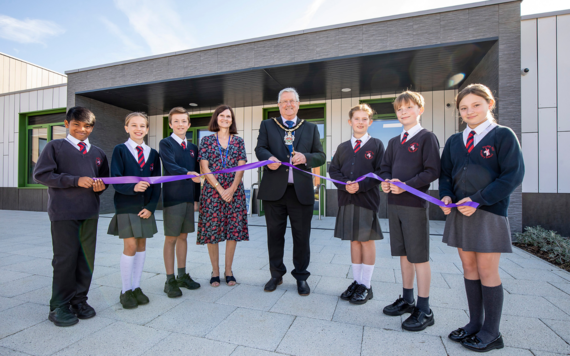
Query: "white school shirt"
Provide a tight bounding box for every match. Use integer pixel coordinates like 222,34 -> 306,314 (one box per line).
400,123 -> 423,142
125,138 -> 150,163
65,134 -> 91,153
282,116 -> 298,183
170,133 -> 188,148
351,133 -> 371,149
462,119 -> 497,147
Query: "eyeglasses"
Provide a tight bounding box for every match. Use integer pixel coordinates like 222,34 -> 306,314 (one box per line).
279,100 -> 298,105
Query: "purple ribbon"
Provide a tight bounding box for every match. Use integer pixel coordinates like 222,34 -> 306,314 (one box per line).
97,160 -> 478,209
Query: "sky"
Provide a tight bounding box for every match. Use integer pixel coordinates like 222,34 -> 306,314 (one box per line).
0,0 -> 568,74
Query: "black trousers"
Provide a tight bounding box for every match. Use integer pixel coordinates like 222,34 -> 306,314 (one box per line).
264,185 -> 313,281
50,219 -> 98,310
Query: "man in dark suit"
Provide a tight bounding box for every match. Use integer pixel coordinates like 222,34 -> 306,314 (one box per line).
255,88 -> 326,296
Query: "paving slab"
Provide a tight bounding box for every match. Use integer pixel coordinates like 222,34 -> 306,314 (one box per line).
0,296 -> 25,313
501,315 -> 570,354
277,317 -> 363,356
142,332 -> 237,356
0,346 -> 29,356
270,290 -> 338,320
215,284 -> 285,311
0,317 -> 114,356
0,303 -> 46,339
0,270 -> 31,286
97,292 -> 186,325
53,321 -> 170,356
332,298 -> 404,331
0,275 -> 52,298
147,300 -> 236,337
540,318 -> 570,345
361,327 -> 447,356
502,294 -> 570,321
441,338 -> 535,356
502,279 -> 570,298
206,308 -> 295,351
230,346 -> 282,356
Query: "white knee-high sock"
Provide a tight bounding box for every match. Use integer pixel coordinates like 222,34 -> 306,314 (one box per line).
132,251 -> 146,289
120,254 -> 135,293
361,264 -> 375,289
352,263 -> 363,284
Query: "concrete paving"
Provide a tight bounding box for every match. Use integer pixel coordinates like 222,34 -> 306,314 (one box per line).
0,210 -> 569,355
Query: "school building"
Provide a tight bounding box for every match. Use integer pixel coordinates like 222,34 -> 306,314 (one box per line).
0,0 -> 568,235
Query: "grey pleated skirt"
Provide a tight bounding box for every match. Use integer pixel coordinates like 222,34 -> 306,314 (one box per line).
334,204 -> 384,241
107,213 -> 158,239
442,208 -> 512,253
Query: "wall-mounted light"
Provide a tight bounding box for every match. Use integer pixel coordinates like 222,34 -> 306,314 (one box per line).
521,68 -> 530,76
189,103 -> 198,107
341,88 -> 351,92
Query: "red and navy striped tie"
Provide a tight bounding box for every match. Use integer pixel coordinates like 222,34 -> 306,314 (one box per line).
136,146 -> 145,168
78,142 -> 87,155
401,132 -> 409,145
466,130 -> 476,153
181,141 -> 186,150
354,139 -> 361,153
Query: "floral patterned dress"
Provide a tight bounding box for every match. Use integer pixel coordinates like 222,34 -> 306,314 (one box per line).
197,134 -> 249,244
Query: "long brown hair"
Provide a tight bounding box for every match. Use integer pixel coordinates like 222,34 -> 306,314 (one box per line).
208,105 -> 238,134
456,84 -> 496,123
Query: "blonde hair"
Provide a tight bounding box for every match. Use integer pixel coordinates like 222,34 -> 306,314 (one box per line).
168,107 -> 189,124
125,112 -> 149,126
393,90 -> 425,110
349,104 -> 375,119
456,84 -> 496,122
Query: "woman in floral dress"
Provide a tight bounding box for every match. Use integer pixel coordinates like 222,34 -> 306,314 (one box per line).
198,105 -> 249,287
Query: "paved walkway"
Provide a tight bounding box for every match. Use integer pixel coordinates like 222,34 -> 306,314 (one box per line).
0,210 -> 569,356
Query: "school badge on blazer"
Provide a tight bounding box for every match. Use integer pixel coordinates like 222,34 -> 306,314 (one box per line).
190,150 -> 195,157
96,157 -> 101,167
150,163 -> 154,171
408,143 -> 419,153
365,151 -> 374,160
481,146 -> 495,159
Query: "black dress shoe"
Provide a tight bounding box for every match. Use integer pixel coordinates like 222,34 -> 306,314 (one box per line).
383,296 -> 415,316
340,281 -> 359,301
48,306 -> 79,327
70,302 -> 96,319
297,280 -> 310,296
402,307 -> 435,331
449,327 -> 476,342
264,277 -> 283,292
461,333 -> 504,352
120,290 -> 138,309
350,284 -> 373,305
133,287 -> 150,305
164,279 -> 183,298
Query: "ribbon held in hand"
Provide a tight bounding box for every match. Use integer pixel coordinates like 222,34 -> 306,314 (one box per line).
97,160 -> 479,209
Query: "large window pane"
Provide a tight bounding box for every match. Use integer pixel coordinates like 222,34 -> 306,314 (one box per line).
368,119 -> 403,146
198,129 -> 214,144
52,125 -> 66,140
28,128 -> 48,184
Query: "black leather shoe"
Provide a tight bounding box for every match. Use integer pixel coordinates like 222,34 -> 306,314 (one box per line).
449,327 -> 476,342
350,284 -> 373,305
48,306 -> 79,327
461,333 -> 504,352
164,279 -> 183,298
264,277 -> 283,292
383,296 -> 415,316
70,302 -> 96,319
177,273 -> 201,290
340,281 -> 359,301
297,280 -> 310,296
402,307 -> 435,331
120,290 -> 138,309
133,287 -> 150,305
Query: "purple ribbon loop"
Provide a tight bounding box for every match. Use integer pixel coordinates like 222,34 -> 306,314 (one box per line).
97,160 -> 478,209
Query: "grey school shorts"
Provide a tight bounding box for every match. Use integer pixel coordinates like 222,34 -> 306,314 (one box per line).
163,202 -> 195,236
388,204 -> 430,263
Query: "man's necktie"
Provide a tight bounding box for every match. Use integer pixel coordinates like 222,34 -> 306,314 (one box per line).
285,120 -> 294,128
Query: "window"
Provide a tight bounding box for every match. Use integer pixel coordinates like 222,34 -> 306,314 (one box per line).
163,113 -> 213,145
360,98 -> 402,146
18,109 -> 66,187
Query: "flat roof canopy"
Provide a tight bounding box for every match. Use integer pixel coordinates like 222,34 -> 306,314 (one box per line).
77,39 -> 496,113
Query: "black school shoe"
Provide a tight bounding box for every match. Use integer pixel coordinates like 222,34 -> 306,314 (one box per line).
461,334 -> 504,353
449,328 -> 476,342
340,281 -> 359,301
383,296 -> 415,316
70,302 -> 96,319
164,279 -> 183,298
177,273 -> 201,290
48,306 -> 79,327
133,287 -> 149,305
120,290 -> 138,309
350,284 -> 373,305
402,307 -> 434,331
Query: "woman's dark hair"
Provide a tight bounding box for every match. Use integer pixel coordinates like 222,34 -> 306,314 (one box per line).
66,106 -> 96,125
208,105 -> 238,134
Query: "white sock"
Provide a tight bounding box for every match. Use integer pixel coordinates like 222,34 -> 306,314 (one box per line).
120,254 -> 135,293
352,263 -> 363,284
361,264 -> 375,289
132,251 -> 146,290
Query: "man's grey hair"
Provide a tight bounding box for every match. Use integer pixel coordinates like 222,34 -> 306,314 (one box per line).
278,88 -> 300,103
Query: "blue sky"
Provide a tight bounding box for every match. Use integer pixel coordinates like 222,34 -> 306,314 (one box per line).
0,0 -> 568,74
